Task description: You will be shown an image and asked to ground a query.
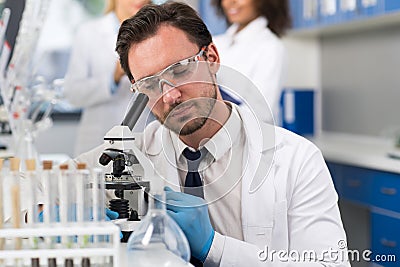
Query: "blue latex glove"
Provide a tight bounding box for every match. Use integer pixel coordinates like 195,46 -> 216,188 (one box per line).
105,209 -> 123,239
164,187 -> 215,262
105,208 -> 119,220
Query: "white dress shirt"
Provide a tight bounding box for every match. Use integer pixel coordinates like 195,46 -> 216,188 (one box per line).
171,103 -> 245,242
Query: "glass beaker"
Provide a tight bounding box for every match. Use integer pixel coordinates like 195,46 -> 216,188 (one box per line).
126,192 -> 191,267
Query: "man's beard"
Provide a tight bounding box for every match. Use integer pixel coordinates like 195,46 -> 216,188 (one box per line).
154,85 -> 217,136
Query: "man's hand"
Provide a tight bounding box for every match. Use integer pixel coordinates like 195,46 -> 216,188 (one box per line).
105,209 -> 122,239
164,187 -> 215,262
105,208 -> 119,221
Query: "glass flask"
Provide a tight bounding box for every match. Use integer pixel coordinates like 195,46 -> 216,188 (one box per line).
126,192 -> 191,267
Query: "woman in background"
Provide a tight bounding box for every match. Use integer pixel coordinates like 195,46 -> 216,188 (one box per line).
212,0 -> 291,124
64,0 -> 150,156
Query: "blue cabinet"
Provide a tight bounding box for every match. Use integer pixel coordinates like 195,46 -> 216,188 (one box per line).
371,211 -> 400,266
357,0 -> 385,17
320,0 -> 340,25
290,0 -> 320,28
290,0 -> 400,30
280,89 -> 315,136
327,163 -> 400,210
371,170 -> 400,213
384,0 -> 400,13
338,0 -> 359,22
290,0 -> 302,28
341,165 -> 373,205
327,162 -> 343,195
198,0 -> 227,35
327,162 -> 400,266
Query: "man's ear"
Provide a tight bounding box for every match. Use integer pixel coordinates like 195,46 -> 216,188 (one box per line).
206,42 -> 220,74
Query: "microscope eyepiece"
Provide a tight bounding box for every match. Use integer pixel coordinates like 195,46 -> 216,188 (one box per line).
99,152 -> 112,166
99,149 -> 124,166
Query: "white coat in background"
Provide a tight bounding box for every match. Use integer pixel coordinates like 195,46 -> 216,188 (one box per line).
213,17 -> 287,125
75,105 -> 349,267
63,12 -> 150,156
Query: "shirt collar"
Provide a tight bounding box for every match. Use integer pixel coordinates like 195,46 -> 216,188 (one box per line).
226,16 -> 268,44
171,103 -> 243,162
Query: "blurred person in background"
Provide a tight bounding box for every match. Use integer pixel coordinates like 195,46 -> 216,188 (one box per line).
212,0 -> 291,125
64,0 -> 151,156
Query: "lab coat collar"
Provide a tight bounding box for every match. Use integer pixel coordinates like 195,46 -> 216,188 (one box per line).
140,120 -> 181,190
238,105 -> 279,194
225,16 -> 268,44
141,120 -> 163,156
238,105 -> 277,153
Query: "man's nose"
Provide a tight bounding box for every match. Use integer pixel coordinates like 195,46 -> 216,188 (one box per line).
160,79 -> 181,105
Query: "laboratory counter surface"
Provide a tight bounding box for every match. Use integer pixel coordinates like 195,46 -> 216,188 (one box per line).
118,243 -> 193,266
308,132 -> 400,175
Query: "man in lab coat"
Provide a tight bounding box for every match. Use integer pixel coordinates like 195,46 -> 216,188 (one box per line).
76,2 -> 350,267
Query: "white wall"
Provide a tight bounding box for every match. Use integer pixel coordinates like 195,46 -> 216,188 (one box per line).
35,120 -> 78,157
282,35 -> 322,135
321,27 -> 400,136
282,36 -> 321,89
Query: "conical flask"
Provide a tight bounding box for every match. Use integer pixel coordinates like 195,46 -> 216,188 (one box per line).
126,192 -> 192,266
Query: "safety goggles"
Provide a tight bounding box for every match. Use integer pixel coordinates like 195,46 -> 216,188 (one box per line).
130,47 -> 207,98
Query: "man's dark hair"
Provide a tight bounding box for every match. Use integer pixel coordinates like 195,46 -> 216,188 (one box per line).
116,2 -> 212,82
212,0 -> 292,37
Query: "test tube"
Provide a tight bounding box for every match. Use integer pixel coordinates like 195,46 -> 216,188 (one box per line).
76,163 -> 89,242
76,163 -> 89,223
76,163 -> 91,267
25,159 -> 40,267
41,160 -> 58,267
42,160 -> 52,225
9,158 -> 22,267
9,158 -> 22,250
25,159 -> 39,225
90,168 -> 105,223
59,164 -> 75,267
42,161 -> 55,230
89,168 -> 106,266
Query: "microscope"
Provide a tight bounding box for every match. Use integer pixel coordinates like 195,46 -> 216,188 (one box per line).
99,93 -> 152,242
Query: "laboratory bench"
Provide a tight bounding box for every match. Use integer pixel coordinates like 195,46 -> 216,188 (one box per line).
309,132 -> 400,267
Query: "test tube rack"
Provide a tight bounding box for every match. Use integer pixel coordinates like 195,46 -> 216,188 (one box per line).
0,221 -> 120,266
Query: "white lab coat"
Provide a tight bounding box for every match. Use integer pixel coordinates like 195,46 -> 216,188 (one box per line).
64,12 -> 150,156
213,17 -> 286,125
75,106 -> 349,267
